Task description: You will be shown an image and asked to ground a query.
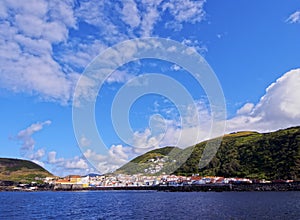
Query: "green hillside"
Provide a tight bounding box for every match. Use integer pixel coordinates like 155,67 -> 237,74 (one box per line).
0,158 -> 53,183
117,127 -> 300,180
115,146 -> 183,175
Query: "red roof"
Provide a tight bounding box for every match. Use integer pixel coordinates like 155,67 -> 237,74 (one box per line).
191,176 -> 202,181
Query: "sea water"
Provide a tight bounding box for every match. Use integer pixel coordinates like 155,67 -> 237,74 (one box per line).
0,191 -> 299,219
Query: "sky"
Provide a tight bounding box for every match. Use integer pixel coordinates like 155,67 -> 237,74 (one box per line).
0,0 -> 300,176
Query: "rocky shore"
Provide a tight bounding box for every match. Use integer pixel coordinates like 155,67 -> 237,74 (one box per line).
53,182 -> 300,192
1,181 -> 299,192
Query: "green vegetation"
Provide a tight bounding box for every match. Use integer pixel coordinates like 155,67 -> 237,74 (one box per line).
117,127 -> 300,180
115,147 -> 183,175
0,158 -> 53,183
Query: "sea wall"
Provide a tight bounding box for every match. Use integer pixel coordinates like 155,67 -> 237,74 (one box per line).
1,182 -> 299,192
52,182 -> 300,192
156,182 -> 300,192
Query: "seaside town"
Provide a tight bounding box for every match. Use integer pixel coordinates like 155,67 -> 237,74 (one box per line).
51,174 -> 254,188
5,173 -> 296,192
1,154 -> 297,191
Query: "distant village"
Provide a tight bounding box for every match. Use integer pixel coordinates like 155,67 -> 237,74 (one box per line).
1,155 -> 296,191
1,173 -> 297,192
14,173 -> 289,191
43,154 -> 295,190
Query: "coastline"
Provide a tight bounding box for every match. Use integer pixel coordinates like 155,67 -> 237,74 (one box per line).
52,182 -> 300,192
1,182 -> 300,192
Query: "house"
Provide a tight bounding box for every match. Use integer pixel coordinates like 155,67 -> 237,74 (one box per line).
68,175 -> 82,183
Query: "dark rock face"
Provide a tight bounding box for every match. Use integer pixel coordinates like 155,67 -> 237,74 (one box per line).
0,180 -> 15,186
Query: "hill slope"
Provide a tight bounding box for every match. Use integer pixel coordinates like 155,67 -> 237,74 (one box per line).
117,127 -> 300,180
0,158 -> 53,183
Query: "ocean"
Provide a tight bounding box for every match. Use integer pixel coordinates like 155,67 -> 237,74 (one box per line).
0,191 -> 299,219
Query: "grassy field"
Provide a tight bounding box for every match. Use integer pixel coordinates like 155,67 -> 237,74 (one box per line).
0,158 -> 53,183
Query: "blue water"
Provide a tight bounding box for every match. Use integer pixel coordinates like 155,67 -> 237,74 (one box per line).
0,191 -> 299,219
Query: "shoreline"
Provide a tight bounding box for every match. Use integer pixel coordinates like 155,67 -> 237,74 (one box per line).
1,182 -> 300,192
53,182 -> 300,192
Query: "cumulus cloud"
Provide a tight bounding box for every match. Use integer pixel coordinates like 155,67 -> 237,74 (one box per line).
84,145 -> 133,174
171,64 -> 181,71
47,151 -> 88,169
81,69 -> 300,173
14,121 -> 92,176
47,151 -> 64,164
286,10 -> 300,23
0,0 -> 77,104
14,70 -> 300,175
14,120 -> 51,168
81,99 -> 214,173
121,0 -> 141,28
28,149 -> 46,161
106,70 -> 135,84
64,157 -> 89,169
0,0 -> 208,104
236,103 -> 255,115
17,120 -> 51,151
181,38 -> 208,55
162,0 -> 206,23
227,68 -> 300,132
47,151 -> 91,176
50,158 -> 92,177
79,136 -> 91,148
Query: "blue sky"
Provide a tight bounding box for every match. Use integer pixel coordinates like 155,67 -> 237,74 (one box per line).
0,0 -> 300,176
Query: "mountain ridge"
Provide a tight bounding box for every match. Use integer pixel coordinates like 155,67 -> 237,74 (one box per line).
116,126 -> 300,180
0,158 -> 53,183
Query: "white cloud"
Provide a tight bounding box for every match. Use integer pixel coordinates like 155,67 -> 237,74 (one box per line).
75,0 -> 123,43
286,10 -> 300,23
84,145 -> 133,174
72,74 -> 98,107
64,157 -> 89,169
82,68 -> 300,173
29,149 -> 45,161
171,64 -> 181,71
0,51 -> 76,103
0,1 -> 8,18
182,38 -> 208,54
76,0 -> 206,38
17,120 -> 51,151
0,0 -> 209,104
227,68 -> 300,132
236,103 -> 255,115
47,151 -> 64,164
0,0 -> 77,104
109,144 -> 130,160
48,0 -> 77,28
121,0 -> 141,28
5,0 -> 48,17
106,70 -> 135,84
48,151 -> 58,164
14,34 -> 52,56
162,0 -> 206,23
139,0 -> 162,37
58,39 -> 106,70
3,0 -> 214,175
14,120 -> 51,169
15,14 -> 44,38
132,128 -> 164,154
79,136 -> 91,148
80,99 -> 214,173
165,21 -> 183,31
47,151 -> 92,176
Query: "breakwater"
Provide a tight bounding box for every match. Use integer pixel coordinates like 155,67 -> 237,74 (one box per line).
52,182 -> 300,192
1,181 -> 299,192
